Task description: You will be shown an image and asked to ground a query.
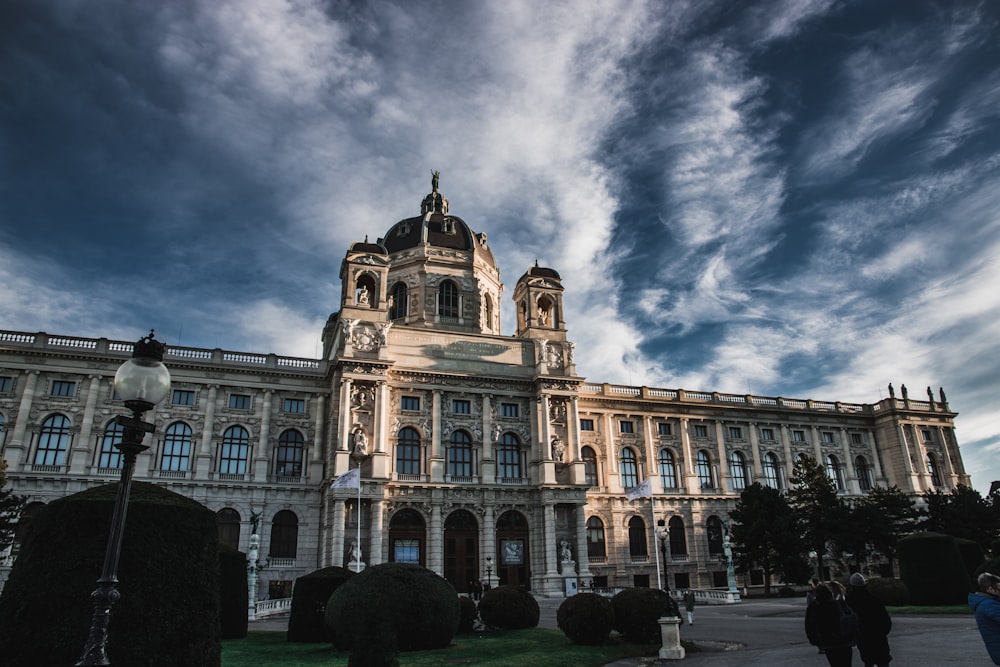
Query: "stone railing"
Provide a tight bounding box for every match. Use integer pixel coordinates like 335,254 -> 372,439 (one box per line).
253,597 -> 292,618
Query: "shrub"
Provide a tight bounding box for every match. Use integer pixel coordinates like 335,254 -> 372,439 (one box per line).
898,532 -> 971,605
219,545 -> 249,639
955,538 -> 985,581
0,481 -> 221,667
866,577 -> 910,606
324,562 -> 459,656
611,588 -> 673,644
478,585 -> 540,630
557,592 -> 615,645
457,595 -> 478,634
975,557 -> 1000,580
288,566 -> 355,642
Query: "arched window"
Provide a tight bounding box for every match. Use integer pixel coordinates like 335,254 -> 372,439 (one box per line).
355,274 -> 376,307
97,420 -> 124,469
619,447 -> 639,489
396,427 -> 421,476
216,508 -> 241,550
927,453 -> 942,487
34,414 -> 71,466
730,451 -> 748,490
448,430 -> 473,478
628,515 -> 648,558
438,280 -> 459,318
483,293 -> 494,330
855,456 -> 874,491
220,425 -> 250,475
389,282 -> 408,320
269,510 -> 298,559
696,450 -> 714,489
161,422 -> 192,471
668,516 -> 687,556
582,446 -> 598,486
658,448 -> 677,489
497,433 -> 522,480
586,516 -> 606,559
827,454 -> 844,490
763,452 -> 783,489
275,429 -> 304,478
706,516 -> 724,556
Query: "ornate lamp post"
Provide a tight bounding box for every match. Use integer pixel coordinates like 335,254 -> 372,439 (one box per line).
485,555 -> 493,589
656,519 -> 670,592
77,332 -> 170,666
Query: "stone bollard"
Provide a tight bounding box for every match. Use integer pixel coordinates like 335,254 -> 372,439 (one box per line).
658,615 -> 686,660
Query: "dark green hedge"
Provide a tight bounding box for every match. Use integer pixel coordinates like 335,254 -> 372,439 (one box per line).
288,566 -> 355,642
557,592 -> 615,645
866,577 -> 910,605
0,481 -> 221,666
219,545 -> 248,639
898,531 -> 971,604
611,588 -> 673,644
457,595 -> 478,634
478,585 -> 540,630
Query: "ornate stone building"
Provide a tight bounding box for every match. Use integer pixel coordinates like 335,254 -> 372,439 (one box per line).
0,178 -> 969,597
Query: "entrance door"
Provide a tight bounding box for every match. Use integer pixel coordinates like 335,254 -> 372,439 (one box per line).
444,509 -> 479,594
496,510 -> 530,589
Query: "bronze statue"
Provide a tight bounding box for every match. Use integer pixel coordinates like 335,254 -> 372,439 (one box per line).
431,170 -> 440,192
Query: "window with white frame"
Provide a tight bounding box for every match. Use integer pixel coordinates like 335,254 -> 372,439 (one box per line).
826,454 -> 845,490
161,422 -> 193,471
220,426 -> 250,474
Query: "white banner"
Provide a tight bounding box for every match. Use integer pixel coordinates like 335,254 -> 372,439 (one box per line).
625,477 -> 652,501
330,467 -> 360,489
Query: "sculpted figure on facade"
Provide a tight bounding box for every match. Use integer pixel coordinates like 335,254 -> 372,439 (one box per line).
357,284 -> 370,306
348,539 -> 363,564
352,427 -> 368,456
377,321 -> 392,346
341,318 -> 357,339
560,539 -> 573,562
551,435 -> 565,462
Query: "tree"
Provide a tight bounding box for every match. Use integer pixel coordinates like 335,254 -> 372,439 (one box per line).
859,485 -> 919,577
787,455 -> 844,579
729,483 -> 808,595
920,485 -> 999,552
0,458 -> 26,553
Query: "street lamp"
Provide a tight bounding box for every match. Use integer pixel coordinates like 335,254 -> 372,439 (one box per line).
485,555 -> 493,590
77,332 -> 170,666
656,519 -> 670,593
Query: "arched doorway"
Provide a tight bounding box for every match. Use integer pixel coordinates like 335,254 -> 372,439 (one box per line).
388,508 -> 426,565
444,509 -> 479,594
496,510 -> 530,589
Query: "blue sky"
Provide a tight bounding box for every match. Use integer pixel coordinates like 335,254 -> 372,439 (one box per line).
2,0 -> 999,493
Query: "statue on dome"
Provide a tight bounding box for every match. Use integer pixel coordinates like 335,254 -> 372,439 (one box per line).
431,169 -> 440,192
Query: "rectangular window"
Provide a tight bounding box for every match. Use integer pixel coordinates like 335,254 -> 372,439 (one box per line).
694,424 -> 709,438
283,398 -> 306,414
580,418 -> 595,431
401,396 -> 420,411
172,390 -> 195,406
658,422 -> 672,436
921,429 -> 933,442
0,376 -> 12,393
822,431 -> 835,443
51,380 -> 76,397
393,539 -> 421,564
501,403 -> 518,418
792,430 -> 806,442
452,399 -> 471,414
229,394 -> 251,410
761,428 -> 775,441
619,420 -> 634,434
851,433 -> 864,445
728,426 -> 743,440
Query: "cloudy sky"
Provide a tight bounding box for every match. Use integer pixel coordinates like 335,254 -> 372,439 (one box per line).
2,0 -> 999,493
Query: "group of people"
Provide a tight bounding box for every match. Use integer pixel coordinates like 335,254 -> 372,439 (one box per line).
468,579 -> 491,601
805,574 -> 892,667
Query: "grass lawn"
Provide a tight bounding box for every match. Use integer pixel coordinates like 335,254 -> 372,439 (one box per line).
222,629 -> 659,667
887,605 -> 971,614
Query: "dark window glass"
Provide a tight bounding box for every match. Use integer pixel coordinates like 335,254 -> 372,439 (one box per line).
658,449 -> 676,488
582,446 -> 598,486
696,450 -> 714,489
0,376 -> 12,393
730,451 -> 748,490
628,516 -> 647,557
763,453 -> 783,489
397,427 -> 421,476
34,414 -> 71,466
669,516 -> 687,556
389,283 -> 408,320
283,398 -> 305,414
707,516 -> 724,556
217,508 -> 241,550
448,430 -> 472,477
501,403 -> 518,418
162,422 -> 192,471
452,399 -> 471,414
619,420 -> 634,434
438,280 -> 459,318
658,422 -> 672,436
694,424 -> 709,438
269,510 -> 298,558
580,418 -> 595,431
401,396 -> 420,411
51,381 -> 75,397
619,448 -> 638,489
856,456 -> 873,491
497,433 -> 521,479
98,420 -> 124,468
220,426 -> 250,474
275,430 -> 304,477
172,390 -> 195,406
587,516 -> 606,559
229,394 -> 251,410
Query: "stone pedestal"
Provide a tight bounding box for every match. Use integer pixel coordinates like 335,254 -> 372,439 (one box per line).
559,558 -> 575,575
348,561 -> 367,573
658,616 -> 685,660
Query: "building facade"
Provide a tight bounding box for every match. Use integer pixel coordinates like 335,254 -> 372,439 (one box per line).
0,179 -> 969,597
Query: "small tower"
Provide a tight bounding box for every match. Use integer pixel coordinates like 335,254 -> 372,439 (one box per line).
322,237 -> 390,359
513,261 -> 567,342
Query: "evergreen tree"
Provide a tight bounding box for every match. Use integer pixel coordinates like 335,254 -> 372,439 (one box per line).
0,458 -> 26,553
787,455 -> 842,579
921,484 -> 999,552
729,482 -> 807,595
860,485 -> 919,577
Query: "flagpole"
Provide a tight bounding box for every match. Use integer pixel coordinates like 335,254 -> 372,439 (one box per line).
355,458 -> 361,570
651,495 -> 662,590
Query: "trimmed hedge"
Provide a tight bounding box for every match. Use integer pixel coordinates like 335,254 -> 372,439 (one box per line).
557,592 -> 615,645
898,532 -> 971,605
219,545 -> 249,639
611,588 -> 674,644
324,562 -> 459,655
478,585 -> 540,630
0,481 -> 221,667
865,577 -> 910,606
956,538 -> 985,581
288,566 -> 355,642
457,595 -> 478,634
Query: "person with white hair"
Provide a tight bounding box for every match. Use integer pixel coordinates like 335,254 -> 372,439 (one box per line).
970,571 -> 1000,664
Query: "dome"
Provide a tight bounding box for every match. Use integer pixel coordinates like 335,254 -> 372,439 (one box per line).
517,262 -> 561,284
349,237 -> 388,255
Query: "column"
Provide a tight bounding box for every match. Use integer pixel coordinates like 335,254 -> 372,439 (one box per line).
778,424 -> 794,481
713,421 -> 729,492
543,503 -> 558,577
866,429 -> 884,481
309,394 -> 325,483
4,370 -> 39,468
428,503 -> 443,576
195,385 -> 218,477
482,504 -> 496,588
481,394 -> 493,460
839,428 -> 860,494
642,415 -> 655,480
431,390 -> 443,482
605,413 -> 622,493
254,390 -> 272,480
338,379 -> 353,451
332,500 -> 346,568
375,382 -> 390,454
575,504 -> 592,581
810,426 -> 823,462
679,417 -> 698,493
568,396 -> 582,461
935,425 -> 957,487
747,422 -> 763,485
540,394 -> 552,459
70,375 -> 102,473
370,499 -> 384,565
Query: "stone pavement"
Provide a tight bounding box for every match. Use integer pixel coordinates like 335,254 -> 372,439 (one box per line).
249,596 -> 990,665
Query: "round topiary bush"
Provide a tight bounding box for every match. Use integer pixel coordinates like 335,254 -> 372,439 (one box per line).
288,566 -> 355,642
219,545 -> 249,639
611,587 -> 674,644
899,532 -> 971,604
865,577 -> 910,605
478,585 -> 540,630
324,562 -> 459,654
457,595 -> 478,634
0,481 -> 221,667
557,592 -> 614,645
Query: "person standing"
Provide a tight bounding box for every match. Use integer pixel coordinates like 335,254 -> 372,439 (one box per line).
805,582 -> 855,667
970,572 -> 1000,664
846,573 -> 892,667
683,589 -> 696,625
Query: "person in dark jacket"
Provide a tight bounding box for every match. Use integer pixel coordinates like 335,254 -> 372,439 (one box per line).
805,582 -> 854,667
846,573 -> 892,667
970,572 -> 1000,665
